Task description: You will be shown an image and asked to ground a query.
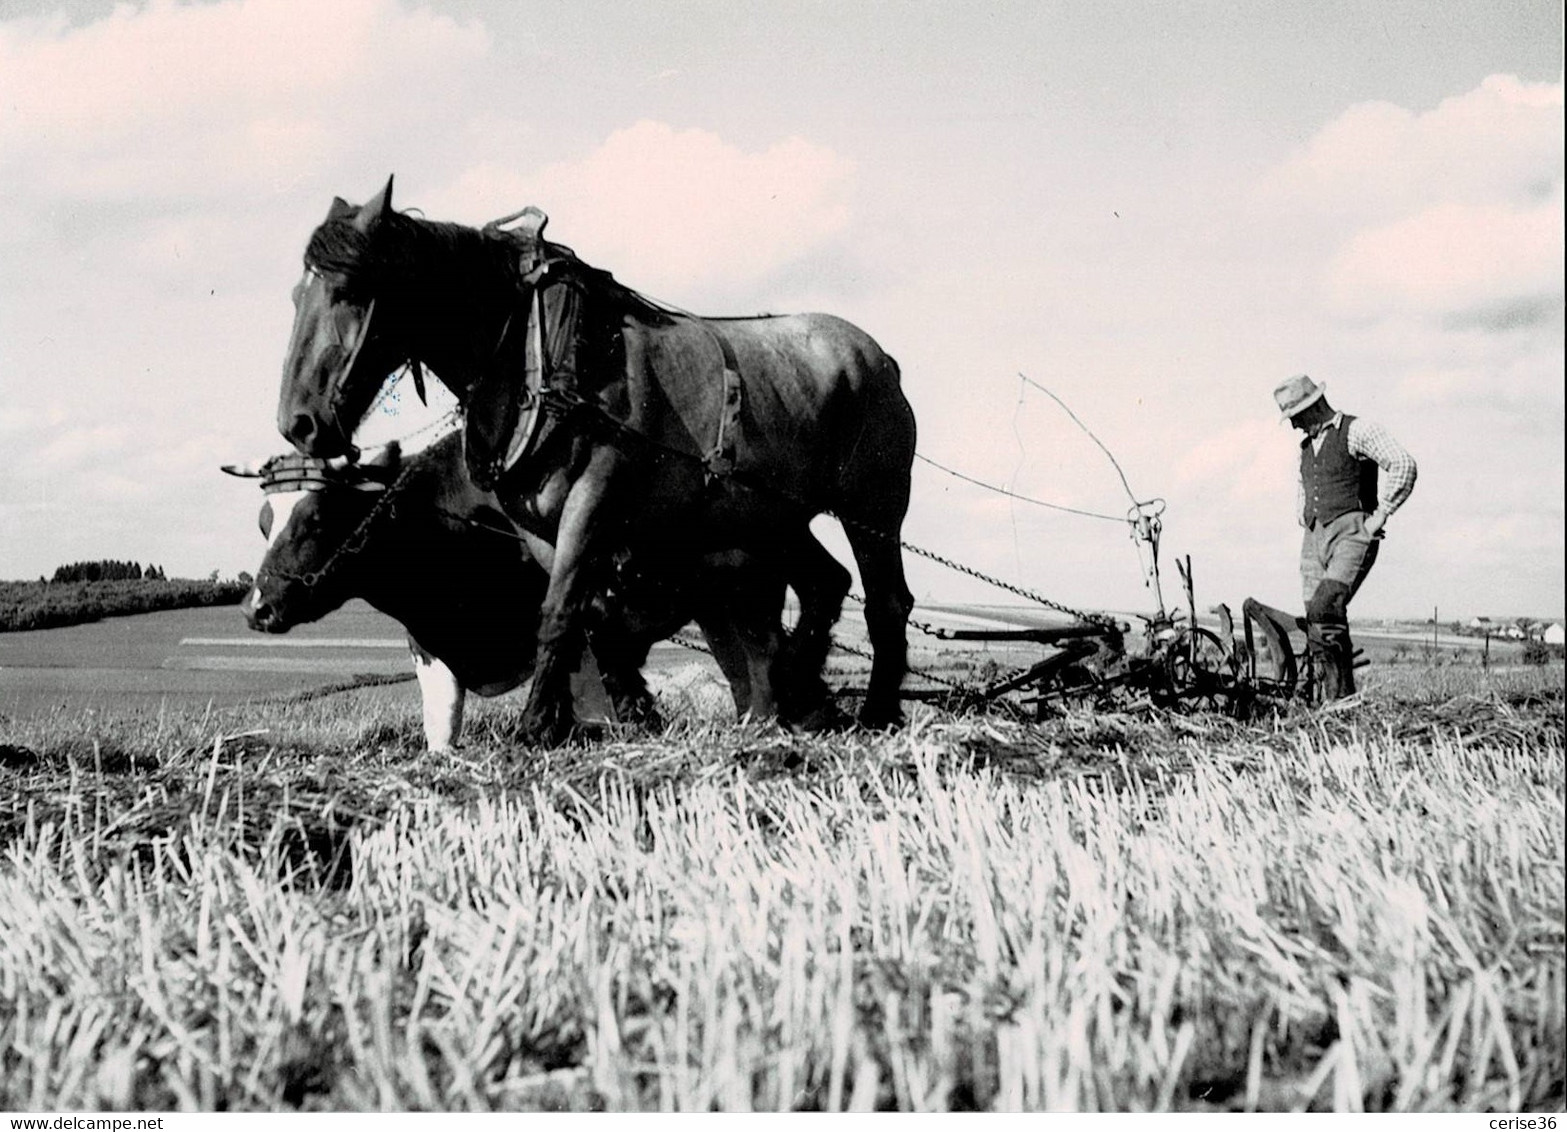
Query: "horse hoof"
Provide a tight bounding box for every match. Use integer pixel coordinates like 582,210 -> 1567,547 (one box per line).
621,696 -> 664,732
856,707 -> 905,731
786,699 -> 852,733
520,709 -> 575,748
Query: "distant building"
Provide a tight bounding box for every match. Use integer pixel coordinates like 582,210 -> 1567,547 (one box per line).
1469,616 -> 1492,631
1545,623 -> 1565,646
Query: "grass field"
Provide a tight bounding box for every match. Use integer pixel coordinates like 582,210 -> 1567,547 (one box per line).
0,652 -> 1561,1112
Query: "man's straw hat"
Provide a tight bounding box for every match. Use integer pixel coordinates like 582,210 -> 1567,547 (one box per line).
1273,374 -> 1326,422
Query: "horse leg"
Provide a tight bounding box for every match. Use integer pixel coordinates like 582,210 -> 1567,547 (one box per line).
836,375 -> 916,729
588,622 -> 663,729
694,610 -> 756,718
724,569 -> 790,721
693,548 -> 786,720
517,447 -> 625,746
844,526 -> 913,728
777,529 -> 850,727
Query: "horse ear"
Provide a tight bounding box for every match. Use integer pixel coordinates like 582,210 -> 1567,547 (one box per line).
355,175 -> 394,233
326,196 -> 355,222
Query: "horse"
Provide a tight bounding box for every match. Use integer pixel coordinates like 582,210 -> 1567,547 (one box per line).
227,434 -> 827,742
275,176 -> 915,744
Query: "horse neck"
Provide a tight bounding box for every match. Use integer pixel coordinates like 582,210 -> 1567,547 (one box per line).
386,219 -> 520,399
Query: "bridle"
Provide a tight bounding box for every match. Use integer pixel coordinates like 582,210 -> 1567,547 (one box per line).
264,470 -> 409,592
226,452 -> 409,592
299,263 -> 396,445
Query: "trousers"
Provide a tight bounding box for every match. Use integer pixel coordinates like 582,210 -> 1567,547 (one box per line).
1300,510 -> 1380,698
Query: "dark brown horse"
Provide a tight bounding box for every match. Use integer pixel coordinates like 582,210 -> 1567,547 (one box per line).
276,177 -> 915,743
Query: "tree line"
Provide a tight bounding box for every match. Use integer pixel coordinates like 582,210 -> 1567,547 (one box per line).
48,560 -> 168,583
2,573 -> 249,632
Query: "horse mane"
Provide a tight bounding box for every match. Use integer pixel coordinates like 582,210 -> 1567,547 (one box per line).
305,209 -> 677,328
304,212 -> 512,300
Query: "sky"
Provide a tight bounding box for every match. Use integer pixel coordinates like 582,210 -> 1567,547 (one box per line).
0,0 -> 1562,622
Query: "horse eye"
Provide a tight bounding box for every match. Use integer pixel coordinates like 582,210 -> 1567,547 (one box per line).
258,499 -> 273,538
336,309 -> 357,347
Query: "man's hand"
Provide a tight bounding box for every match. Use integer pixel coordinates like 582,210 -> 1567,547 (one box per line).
1363,511 -> 1387,538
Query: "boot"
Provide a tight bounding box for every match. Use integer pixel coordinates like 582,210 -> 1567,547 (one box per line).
1336,636 -> 1357,696
1310,641 -> 1345,701
1305,580 -> 1355,703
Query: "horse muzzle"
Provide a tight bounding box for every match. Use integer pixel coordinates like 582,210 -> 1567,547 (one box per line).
242,586 -> 291,634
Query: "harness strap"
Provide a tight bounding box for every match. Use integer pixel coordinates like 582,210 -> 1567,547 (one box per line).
498,286 -> 547,476
705,331 -> 744,480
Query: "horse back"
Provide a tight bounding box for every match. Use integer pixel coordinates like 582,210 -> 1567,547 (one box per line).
621,311 -> 911,501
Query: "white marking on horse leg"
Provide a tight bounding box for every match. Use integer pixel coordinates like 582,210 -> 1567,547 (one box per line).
411,639 -> 465,752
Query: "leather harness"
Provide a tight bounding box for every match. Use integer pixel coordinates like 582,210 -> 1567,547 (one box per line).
480,207 -> 746,487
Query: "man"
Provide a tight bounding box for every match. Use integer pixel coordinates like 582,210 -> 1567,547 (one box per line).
1274,374 -> 1418,700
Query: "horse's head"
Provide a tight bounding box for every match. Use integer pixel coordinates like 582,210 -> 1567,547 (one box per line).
277,176 -> 411,458
224,446 -> 400,631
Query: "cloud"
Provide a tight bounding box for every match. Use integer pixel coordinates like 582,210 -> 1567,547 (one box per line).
1248,71 -> 1565,456
427,121 -> 857,294
0,5 -> 1557,619
0,0 -> 491,205
1325,187 -> 1564,323
1259,74 -> 1564,336
1263,74 -> 1563,223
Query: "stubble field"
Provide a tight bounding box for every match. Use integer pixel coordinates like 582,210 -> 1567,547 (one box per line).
0,648 -> 1561,1112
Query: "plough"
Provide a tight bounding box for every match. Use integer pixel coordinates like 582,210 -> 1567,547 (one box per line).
879,376 -> 1383,718
900,496 -> 1361,718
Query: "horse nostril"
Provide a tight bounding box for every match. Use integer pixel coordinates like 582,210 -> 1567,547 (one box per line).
284,413 -> 317,448
244,593 -> 271,630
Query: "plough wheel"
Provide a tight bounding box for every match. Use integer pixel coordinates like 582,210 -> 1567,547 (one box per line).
1161,627 -> 1233,710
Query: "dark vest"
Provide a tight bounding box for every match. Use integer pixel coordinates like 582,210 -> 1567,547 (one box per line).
1301,414 -> 1378,527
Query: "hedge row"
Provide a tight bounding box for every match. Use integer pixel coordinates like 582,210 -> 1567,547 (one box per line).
0,579 -> 250,633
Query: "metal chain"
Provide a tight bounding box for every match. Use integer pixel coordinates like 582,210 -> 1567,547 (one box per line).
668,632 -> 712,655
888,536 -> 1115,627
408,499 -> 1052,702
844,589 -> 967,640
264,469 -> 415,589
410,355 -> 1120,632
841,591 -> 1072,696
827,633 -> 971,692
395,407 -> 462,447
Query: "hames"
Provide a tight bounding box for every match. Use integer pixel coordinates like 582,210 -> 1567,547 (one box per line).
228,434 -> 835,749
